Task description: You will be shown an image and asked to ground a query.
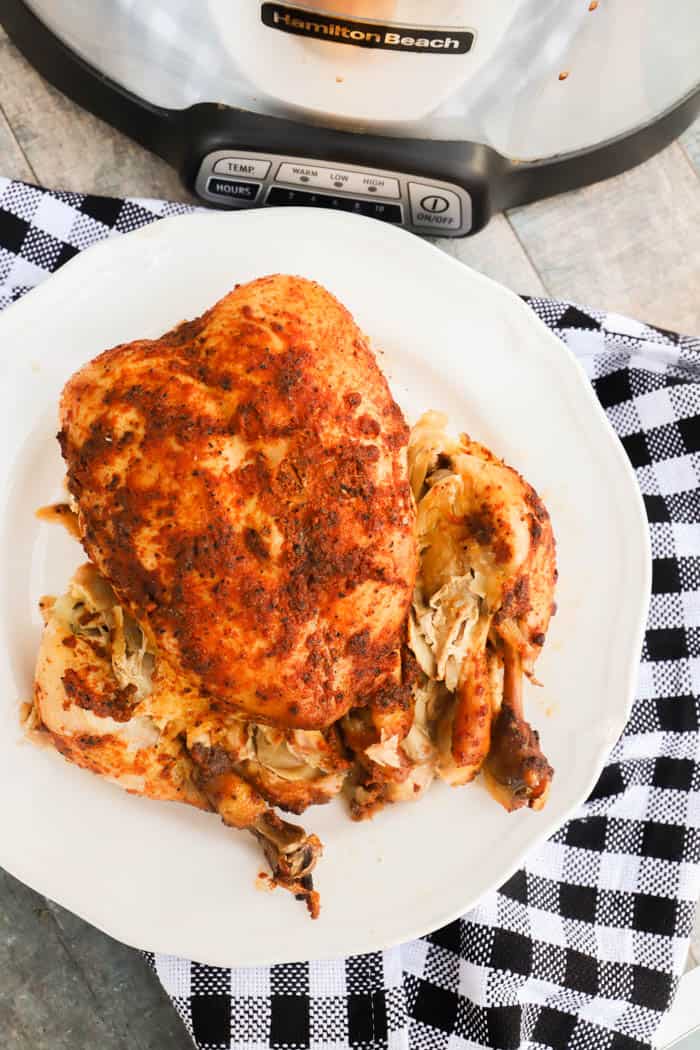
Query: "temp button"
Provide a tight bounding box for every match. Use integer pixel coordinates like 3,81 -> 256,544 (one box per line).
207,177 -> 260,202
408,182 -> 462,230
212,157 -> 271,179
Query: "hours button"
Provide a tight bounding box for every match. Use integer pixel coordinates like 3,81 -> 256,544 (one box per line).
408,182 -> 462,230
207,177 -> 260,202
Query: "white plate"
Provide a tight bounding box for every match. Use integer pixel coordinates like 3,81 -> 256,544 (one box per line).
0,208 -> 649,966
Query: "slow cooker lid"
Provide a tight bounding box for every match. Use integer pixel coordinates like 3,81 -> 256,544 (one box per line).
22,0 -> 700,161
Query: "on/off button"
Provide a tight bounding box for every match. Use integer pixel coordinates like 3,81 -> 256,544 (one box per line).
408,182 -> 462,230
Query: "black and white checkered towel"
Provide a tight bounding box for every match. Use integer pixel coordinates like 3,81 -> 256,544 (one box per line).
1,177 -> 699,1050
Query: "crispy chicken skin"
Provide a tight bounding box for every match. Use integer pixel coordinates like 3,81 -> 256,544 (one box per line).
58,275 -> 416,730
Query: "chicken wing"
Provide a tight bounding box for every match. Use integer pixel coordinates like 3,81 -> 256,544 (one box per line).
32,565 -> 207,809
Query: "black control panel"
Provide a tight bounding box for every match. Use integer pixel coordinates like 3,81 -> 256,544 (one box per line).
195,150 -> 472,235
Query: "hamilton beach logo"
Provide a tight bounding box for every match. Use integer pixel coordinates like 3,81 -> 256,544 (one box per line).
261,3 -> 474,54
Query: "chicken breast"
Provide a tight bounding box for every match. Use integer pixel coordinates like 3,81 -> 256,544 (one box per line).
59,275 -> 416,729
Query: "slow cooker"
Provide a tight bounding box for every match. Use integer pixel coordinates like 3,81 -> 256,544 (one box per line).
3,0 -> 700,236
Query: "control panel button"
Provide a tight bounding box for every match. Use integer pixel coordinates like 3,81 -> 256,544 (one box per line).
212,157 -> 271,179
266,186 -> 402,223
276,163 -> 400,199
275,163 -> 323,187
349,172 -> 400,199
408,182 -> 462,230
207,177 -> 260,202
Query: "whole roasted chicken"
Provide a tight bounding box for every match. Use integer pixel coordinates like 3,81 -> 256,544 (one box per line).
28,276 -> 557,918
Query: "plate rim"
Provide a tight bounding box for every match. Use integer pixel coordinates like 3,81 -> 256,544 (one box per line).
0,208 -> 651,964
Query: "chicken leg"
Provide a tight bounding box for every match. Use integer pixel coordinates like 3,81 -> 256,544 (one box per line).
189,742 -> 323,916
406,412 -> 556,808
482,645 -> 553,811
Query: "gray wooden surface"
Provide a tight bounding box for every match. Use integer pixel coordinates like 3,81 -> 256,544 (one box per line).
1,24 -> 699,1050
